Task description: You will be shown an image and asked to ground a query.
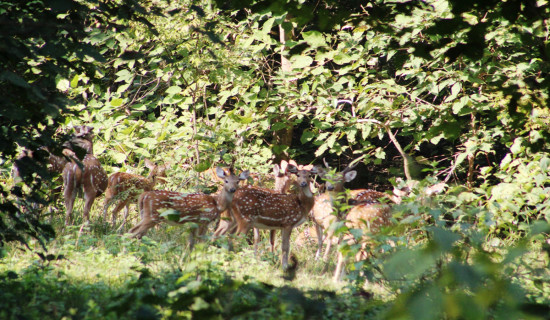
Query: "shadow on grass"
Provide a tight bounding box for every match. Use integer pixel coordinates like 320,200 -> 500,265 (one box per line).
0,261 -> 380,320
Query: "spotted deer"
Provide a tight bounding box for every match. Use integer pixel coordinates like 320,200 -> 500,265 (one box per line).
332,201 -> 393,281
129,167 -> 249,249
102,159 -> 169,230
213,160 -> 296,240
250,159 -> 299,253
63,126 -> 108,224
310,160 -> 399,260
230,164 -> 318,270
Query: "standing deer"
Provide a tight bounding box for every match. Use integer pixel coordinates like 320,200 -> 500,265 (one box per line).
312,161 -> 446,281
230,164 -> 318,270
251,159 -> 298,253
310,160 -> 398,260
102,159 -> 169,230
213,160 -> 296,239
129,167 -> 249,249
63,126 -> 108,224
332,200 -> 393,281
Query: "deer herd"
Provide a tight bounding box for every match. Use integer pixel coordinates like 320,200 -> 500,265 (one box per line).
12,126 -> 441,281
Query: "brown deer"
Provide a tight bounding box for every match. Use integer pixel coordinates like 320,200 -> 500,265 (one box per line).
63,126 -> 108,224
251,159 -> 299,253
102,159 -> 169,230
332,200 -> 393,281
129,167 -> 249,248
313,162 -> 445,281
213,160 -> 296,239
11,127 -> 89,185
229,164 -> 318,270
310,160 -> 398,260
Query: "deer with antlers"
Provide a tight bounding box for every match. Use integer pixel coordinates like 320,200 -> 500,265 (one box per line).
63,126 -> 108,224
102,159 -> 169,231
129,167 -> 249,248
229,164 -> 318,270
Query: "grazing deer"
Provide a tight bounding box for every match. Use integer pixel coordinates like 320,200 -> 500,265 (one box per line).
63,127 -> 108,224
102,159 -> 169,230
129,167 -> 249,249
230,164 -> 318,270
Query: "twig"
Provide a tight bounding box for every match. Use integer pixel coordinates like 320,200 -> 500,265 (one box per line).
356,118 -> 412,181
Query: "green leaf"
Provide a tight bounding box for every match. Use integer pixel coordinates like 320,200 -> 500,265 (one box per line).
159,208 -> 181,222
110,98 -> 124,107
194,160 -> 212,173
112,152 -> 127,164
510,138 -> 523,154
302,30 -> 327,48
70,74 -> 79,88
540,157 -> 550,172
430,227 -> 460,252
166,86 -> 182,95
56,78 -> 70,91
271,122 -> 288,131
262,17 -> 276,34
291,55 -> 313,69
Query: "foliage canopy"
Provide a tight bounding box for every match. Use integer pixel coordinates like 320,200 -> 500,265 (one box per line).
1,0 -> 549,319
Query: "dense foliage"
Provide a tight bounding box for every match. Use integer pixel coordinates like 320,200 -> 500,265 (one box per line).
1,0 -> 549,319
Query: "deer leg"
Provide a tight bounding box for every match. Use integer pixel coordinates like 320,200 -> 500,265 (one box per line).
102,193 -> 112,223
253,228 -> 260,256
116,204 -> 130,232
82,190 -> 96,223
129,219 -> 157,239
281,227 -> 292,271
214,210 -> 235,237
63,168 -> 78,225
333,250 -> 346,282
314,222 -> 324,260
323,227 -> 335,261
188,228 -> 197,251
269,230 -> 276,253
111,199 -> 128,227
188,223 -> 205,251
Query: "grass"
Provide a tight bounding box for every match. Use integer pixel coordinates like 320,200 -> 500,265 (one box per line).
1,205 -> 391,319
3,196 -> 550,319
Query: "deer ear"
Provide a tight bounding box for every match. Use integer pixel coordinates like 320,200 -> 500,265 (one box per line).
239,170 -> 250,180
215,167 -> 227,179
280,160 -> 288,173
273,164 -> 281,177
312,166 -> 323,176
144,159 -> 155,169
286,164 -> 298,174
344,170 -> 357,182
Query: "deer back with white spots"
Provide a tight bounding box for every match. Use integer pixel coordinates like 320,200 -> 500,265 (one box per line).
129,167 -> 249,248
62,126 -> 108,224
102,159 -> 169,230
230,164 -> 318,270
311,160 -> 398,261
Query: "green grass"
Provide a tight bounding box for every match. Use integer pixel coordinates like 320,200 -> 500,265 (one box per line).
3,200 -> 550,319
1,206 -> 390,319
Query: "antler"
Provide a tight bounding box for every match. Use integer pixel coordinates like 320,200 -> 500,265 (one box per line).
342,157 -> 361,174
322,158 -> 330,169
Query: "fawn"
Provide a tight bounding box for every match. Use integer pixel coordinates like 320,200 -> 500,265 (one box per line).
129,167 -> 249,249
